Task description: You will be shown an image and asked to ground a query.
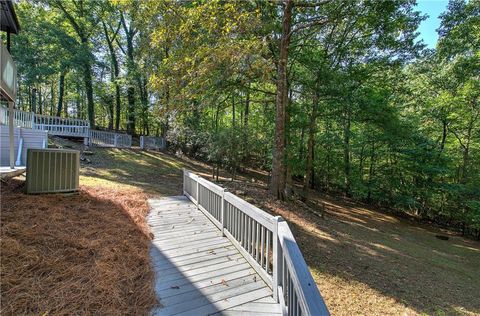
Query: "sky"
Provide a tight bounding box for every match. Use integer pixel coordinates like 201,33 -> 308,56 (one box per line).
416,0 -> 450,48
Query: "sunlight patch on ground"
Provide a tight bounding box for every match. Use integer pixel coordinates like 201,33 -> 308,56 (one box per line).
370,242 -> 401,255
453,244 -> 480,253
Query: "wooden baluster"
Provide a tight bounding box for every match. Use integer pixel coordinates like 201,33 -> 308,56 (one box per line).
266,230 -> 270,274
261,226 -> 265,268
256,222 -> 260,262
273,216 -> 282,301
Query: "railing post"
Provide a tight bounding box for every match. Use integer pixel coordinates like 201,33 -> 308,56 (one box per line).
182,168 -> 186,195
195,176 -> 199,205
273,216 -> 283,302
140,136 -> 144,150
221,189 -> 226,236
114,133 -> 118,147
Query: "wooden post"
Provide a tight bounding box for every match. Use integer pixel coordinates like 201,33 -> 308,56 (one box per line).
8,101 -> 15,169
140,136 -> 144,149
273,216 -> 283,302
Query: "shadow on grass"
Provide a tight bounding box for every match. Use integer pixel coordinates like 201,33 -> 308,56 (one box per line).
74,146 -> 480,314
1,178 -> 225,315
221,181 -> 480,315
80,149 -> 211,196
285,197 -> 480,315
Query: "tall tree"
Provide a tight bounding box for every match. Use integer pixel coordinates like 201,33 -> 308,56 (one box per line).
46,0 -> 102,128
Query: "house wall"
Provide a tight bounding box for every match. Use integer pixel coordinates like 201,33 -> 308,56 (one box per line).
0,125 -> 47,166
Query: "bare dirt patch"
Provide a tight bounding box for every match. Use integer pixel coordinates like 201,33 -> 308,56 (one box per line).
0,179 -> 158,315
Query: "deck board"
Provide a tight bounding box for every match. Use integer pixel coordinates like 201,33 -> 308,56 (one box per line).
148,196 -> 281,315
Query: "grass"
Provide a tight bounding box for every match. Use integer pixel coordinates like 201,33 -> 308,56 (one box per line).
78,144 -> 479,315
222,181 -> 480,316
3,138 -> 479,315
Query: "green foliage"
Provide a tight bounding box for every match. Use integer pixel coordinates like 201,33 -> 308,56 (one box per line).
9,0 -> 480,236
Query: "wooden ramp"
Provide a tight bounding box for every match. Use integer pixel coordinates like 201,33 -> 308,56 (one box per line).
148,196 -> 282,316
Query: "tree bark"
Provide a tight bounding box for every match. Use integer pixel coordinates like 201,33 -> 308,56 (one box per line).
83,60 -> 95,128
121,13 -> 137,135
38,88 -> 42,114
50,81 -> 55,115
56,70 -> 66,117
285,87 -> 293,198
367,141 -> 376,202
31,87 -> 37,113
243,84 -> 250,162
270,0 -> 293,200
343,104 -> 351,197
127,86 -> 135,134
102,21 -> 121,130
303,92 -> 319,200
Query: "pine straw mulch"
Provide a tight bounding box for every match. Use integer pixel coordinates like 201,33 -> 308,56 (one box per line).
0,179 -> 158,315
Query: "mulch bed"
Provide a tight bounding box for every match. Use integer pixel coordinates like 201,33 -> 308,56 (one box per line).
1,179 -> 158,315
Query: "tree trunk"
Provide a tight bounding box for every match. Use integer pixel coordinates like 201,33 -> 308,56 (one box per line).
38,88 -> 42,114
270,0 -> 293,200
343,104 -> 351,197
83,60 -> 95,128
139,76 -> 149,135
367,141 -> 376,202
115,84 -> 121,130
285,87 -> 293,198
243,83 -> 250,162
31,87 -> 37,113
102,21 -> 121,130
122,14 -> 137,135
162,46 -> 170,138
50,81 -> 55,115
56,70 -> 66,117
127,86 -> 135,134
303,92 -> 319,200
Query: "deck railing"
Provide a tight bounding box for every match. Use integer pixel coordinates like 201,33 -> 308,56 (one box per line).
89,129 -> 132,148
0,106 -> 89,137
0,106 -> 34,128
182,169 -> 330,316
34,114 -> 89,137
140,136 -> 166,150
1,106 -> 133,149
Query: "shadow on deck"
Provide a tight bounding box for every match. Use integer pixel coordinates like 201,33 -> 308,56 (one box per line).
147,196 -> 281,316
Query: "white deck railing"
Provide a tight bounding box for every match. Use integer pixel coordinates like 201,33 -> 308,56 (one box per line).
0,106 -> 34,128
140,135 -> 166,150
182,169 -> 330,316
1,106 -> 133,149
0,106 -> 89,137
34,114 -> 89,137
89,129 -> 132,148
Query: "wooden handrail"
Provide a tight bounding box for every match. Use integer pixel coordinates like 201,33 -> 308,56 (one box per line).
182,169 -> 330,316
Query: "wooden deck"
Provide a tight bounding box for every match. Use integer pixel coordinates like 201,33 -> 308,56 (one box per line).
147,196 -> 282,316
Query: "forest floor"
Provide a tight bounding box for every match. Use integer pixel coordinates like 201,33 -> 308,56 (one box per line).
2,137 -> 479,315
